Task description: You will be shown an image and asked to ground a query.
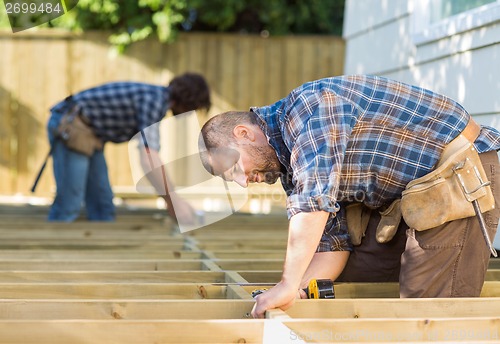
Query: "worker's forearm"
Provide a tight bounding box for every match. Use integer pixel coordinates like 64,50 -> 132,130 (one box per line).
300,251 -> 350,288
281,211 -> 330,289
139,148 -> 174,197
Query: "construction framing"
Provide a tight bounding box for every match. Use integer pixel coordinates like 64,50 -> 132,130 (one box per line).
0,204 -> 499,343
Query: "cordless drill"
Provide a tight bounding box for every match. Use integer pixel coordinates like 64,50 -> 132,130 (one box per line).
251,279 -> 335,299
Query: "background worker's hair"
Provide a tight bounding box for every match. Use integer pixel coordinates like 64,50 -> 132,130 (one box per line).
169,72 -> 211,111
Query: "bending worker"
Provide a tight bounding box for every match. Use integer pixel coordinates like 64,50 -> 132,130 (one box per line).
198,75 -> 500,318
47,72 -> 211,222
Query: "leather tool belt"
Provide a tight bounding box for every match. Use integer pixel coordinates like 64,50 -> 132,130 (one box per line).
57,103 -> 103,157
401,119 -> 495,231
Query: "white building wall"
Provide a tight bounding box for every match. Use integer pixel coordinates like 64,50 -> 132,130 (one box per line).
343,0 -> 500,247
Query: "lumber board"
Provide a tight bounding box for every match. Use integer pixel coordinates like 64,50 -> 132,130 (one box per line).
241,283 -> 401,299
0,242 -> 185,250
237,271 -> 282,283
206,251 -> 286,259
0,318 -> 497,343
282,318 -> 500,343
488,259 -> 500,269
0,222 -> 170,231
0,299 -> 255,319
0,284 -> 230,299
1,203 -> 500,344
213,259 -> 284,271
235,269 -> 500,283
485,269 -> 500,280
193,241 -> 287,250
0,229 -> 172,240
0,320 -> 265,344
242,281 -> 500,298
286,298 -> 500,318
0,259 -> 211,271
0,271 -> 227,283
0,250 -> 202,259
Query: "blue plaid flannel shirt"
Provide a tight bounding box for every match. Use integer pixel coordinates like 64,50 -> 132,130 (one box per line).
51,82 -> 170,151
251,75 -> 500,251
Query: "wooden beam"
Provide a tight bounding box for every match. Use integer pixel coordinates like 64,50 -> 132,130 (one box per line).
213,259 -> 284,271
194,241 -> 287,251
0,260 -> 205,271
286,298 -> 500,318
0,320 -> 266,344
0,250 -> 202,259
0,284 -> 230,299
0,229 -> 172,240
0,317 -> 498,343
0,300 -> 255,319
207,251 -> 286,259
486,269 -> 500,280
0,242 -> 185,250
283,318 -> 500,343
236,271 -> 282,283
0,271 -> 227,283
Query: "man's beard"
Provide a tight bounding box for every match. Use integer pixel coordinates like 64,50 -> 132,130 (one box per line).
246,144 -> 282,184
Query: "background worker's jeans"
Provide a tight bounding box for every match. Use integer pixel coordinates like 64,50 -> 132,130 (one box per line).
47,111 -> 115,222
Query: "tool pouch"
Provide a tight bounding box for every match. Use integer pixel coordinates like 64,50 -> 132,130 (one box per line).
401,136 -> 495,231
57,105 -> 103,157
346,203 -> 372,246
375,199 -> 402,243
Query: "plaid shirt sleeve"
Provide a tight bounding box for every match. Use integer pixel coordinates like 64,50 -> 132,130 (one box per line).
135,88 -> 167,152
285,90 -> 355,216
283,91 -> 355,250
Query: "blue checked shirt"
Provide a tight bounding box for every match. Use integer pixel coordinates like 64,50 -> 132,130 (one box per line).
251,75 -> 500,251
51,82 -> 170,151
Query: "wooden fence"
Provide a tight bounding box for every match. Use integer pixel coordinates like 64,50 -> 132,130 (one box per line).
0,30 -> 344,197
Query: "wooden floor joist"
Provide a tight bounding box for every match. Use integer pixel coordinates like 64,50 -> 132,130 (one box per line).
0,203 -> 499,343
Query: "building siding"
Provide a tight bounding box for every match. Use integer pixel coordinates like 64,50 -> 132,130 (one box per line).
343,0 -> 500,246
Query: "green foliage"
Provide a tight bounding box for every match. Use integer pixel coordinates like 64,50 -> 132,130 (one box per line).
189,0 -> 344,35
0,1 -> 10,28
49,0 -> 189,52
1,0 -> 344,49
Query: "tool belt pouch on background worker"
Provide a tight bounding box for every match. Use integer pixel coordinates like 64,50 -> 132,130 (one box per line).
401,136 -> 495,231
57,105 -> 103,157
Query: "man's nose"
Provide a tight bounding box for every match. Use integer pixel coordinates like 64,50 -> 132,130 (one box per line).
234,173 -> 248,188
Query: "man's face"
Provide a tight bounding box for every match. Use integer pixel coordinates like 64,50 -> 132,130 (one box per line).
210,143 -> 281,188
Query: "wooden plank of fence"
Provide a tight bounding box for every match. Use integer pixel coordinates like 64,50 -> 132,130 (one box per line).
0,30 -> 345,197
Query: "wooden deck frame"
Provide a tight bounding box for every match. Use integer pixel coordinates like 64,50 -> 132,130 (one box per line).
1,204 -> 500,343
0,318 -> 497,343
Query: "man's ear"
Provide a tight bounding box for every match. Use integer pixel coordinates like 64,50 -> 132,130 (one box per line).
233,125 -> 255,142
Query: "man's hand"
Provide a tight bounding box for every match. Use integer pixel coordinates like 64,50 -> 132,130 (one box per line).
251,281 -> 298,318
251,211 -> 330,318
164,193 -> 196,225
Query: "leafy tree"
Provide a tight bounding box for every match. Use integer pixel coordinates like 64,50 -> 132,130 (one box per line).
1,0 -> 344,50
188,0 -> 344,36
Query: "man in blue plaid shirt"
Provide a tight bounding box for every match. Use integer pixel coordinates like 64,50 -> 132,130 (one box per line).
47,73 -> 211,222
199,75 -> 500,317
